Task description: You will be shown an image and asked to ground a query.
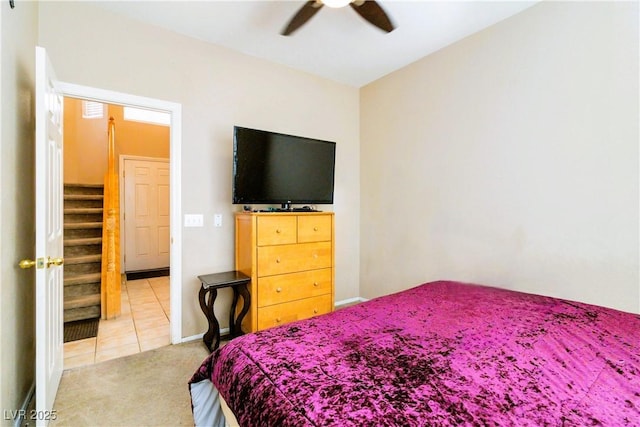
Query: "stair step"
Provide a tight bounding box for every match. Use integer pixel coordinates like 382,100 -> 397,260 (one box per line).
64,237 -> 102,246
64,272 -> 101,286
64,306 -> 101,323
64,222 -> 103,230
64,194 -> 104,201
65,262 -> 101,275
64,225 -> 102,239
64,294 -> 101,310
65,254 -> 102,265
65,183 -> 104,188
64,199 -> 104,209
64,208 -> 103,215
64,184 -> 104,196
64,245 -> 102,258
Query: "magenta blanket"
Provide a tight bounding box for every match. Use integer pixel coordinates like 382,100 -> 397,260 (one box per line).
190,281 -> 640,426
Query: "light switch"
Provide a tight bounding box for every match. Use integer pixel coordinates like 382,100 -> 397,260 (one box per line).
214,214 -> 222,228
184,214 -> 204,227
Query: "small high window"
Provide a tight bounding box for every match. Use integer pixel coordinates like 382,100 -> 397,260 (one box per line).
82,101 -> 104,119
123,107 -> 170,126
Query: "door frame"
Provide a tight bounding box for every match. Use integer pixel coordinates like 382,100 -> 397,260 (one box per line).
119,154 -> 170,272
58,81 -> 183,344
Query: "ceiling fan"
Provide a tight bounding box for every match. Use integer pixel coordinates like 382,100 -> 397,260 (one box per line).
282,0 -> 395,36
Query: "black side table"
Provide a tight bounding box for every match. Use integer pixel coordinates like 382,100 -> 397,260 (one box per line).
197,271 -> 251,352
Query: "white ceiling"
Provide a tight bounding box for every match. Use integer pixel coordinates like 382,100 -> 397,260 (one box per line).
95,0 -> 539,87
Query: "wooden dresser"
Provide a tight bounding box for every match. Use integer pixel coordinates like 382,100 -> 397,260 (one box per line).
235,211 -> 334,332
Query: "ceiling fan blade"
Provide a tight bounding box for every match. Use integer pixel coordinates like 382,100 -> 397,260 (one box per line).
349,1 -> 395,33
282,1 -> 324,36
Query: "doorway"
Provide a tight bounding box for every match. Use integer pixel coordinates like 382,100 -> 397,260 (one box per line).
58,82 -> 182,368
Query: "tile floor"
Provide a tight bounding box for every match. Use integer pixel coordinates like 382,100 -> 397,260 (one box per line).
63,276 -> 171,369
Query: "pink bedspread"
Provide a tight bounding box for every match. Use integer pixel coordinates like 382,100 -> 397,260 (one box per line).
190,281 -> 640,426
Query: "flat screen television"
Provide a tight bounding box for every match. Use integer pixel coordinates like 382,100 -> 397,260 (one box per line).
232,126 -> 336,210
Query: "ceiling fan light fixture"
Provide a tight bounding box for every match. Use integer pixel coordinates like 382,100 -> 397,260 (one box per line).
281,0 -> 394,36
322,0 -> 351,8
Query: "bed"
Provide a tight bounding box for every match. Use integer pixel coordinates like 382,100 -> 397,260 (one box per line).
189,280 -> 640,426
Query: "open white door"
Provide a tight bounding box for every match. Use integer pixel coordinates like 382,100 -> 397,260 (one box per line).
34,46 -> 64,425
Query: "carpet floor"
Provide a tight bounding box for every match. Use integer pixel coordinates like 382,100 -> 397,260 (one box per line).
51,340 -> 210,426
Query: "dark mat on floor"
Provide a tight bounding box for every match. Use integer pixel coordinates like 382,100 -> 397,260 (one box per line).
64,318 -> 99,343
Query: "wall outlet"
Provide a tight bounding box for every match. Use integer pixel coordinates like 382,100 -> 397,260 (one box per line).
214,214 -> 222,228
184,214 -> 204,227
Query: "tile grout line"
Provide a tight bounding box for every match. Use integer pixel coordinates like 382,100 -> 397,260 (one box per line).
129,279 -> 148,354
150,278 -> 170,321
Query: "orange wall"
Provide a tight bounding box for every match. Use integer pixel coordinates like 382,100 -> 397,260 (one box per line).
63,98 -> 170,184
64,97 -> 108,184
109,104 -> 170,162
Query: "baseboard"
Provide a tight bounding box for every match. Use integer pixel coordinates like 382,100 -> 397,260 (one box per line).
335,296 -> 368,308
180,328 -> 229,344
180,332 -> 204,343
125,268 -> 170,281
13,382 -> 35,427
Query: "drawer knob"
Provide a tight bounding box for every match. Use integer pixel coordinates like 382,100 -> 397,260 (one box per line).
276,257 -> 281,263
276,229 -> 281,234
276,287 -> 282,293
313,282 -> 319,287
313,254 -> 318,259
314,226 -> 319,231
276,318 -> 281,323
313,308 -> 318,314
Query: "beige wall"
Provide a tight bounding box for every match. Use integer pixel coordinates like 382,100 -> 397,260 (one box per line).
64,97 -> 170,185
360,1 -> 639,313
38,1 -> 361,338
0,0 -> 38,421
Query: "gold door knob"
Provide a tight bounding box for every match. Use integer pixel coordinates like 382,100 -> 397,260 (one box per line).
313,282 -> 319,287
275,318 -> 281,323
276,287 -> 282,293
313,227 -> 318,231
276,257 -> 281,263
275,229 -> 281,234
313,308 -> 318,314
19,259 -> 36,269
46,257 -> 64,267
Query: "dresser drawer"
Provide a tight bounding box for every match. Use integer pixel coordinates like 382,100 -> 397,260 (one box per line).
298,215 -> 332,243
257,216 -> 297,246
257,268 -> 332,308
257,294 -> 332,330
257,242 -> 332,277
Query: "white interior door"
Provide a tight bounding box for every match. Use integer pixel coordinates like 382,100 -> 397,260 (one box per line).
123,158 -> 170,272
34,46 -> 64,426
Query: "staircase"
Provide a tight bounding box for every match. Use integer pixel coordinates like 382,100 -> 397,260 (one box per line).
64,184 -> 104,322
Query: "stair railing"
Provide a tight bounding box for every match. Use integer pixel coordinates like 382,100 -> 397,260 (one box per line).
101,117 -> 122,319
